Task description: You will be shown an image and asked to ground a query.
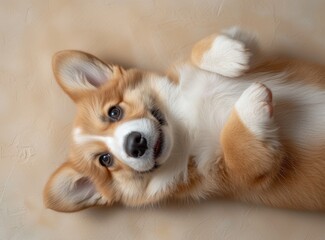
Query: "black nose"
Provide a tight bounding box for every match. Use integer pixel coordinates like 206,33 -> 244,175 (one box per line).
125,132 -> 148,158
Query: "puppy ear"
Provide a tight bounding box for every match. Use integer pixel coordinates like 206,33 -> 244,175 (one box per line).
43,162 -> 109,212
52,50 -> 124,101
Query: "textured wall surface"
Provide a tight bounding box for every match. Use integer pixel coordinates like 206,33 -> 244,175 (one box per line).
1,0 -> 325,239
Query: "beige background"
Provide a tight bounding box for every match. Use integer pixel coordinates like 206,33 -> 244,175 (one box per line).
1,0 -> 325,239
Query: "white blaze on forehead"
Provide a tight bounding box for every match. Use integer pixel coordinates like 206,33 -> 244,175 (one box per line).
73,128 -> 115,146
73,127 -> 124,161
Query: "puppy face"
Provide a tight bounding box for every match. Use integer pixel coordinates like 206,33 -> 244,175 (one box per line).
44,51 -> 174,212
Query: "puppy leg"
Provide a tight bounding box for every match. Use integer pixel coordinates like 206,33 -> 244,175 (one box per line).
220,83 -> 283,191
191,27 -> 259,77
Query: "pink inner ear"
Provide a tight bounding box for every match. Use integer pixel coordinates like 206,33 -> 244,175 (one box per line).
74,62 -> 110,87
73,177 -> 97,202
84,72 -> 104,87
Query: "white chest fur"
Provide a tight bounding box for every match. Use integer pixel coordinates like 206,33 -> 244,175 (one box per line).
156,63 -> 325,175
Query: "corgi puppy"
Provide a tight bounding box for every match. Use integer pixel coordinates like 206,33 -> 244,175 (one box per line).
44,28 -> 325,212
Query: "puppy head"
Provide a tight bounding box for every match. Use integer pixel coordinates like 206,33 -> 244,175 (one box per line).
44,51 -> 174,212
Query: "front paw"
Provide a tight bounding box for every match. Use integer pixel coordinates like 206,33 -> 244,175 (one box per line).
235,83 -> 275,138
202,35 -> 251,77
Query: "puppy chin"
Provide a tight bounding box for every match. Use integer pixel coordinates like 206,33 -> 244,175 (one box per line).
136,159 -> 157,173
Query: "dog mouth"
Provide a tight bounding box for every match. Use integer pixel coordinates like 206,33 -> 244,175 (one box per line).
150,107 -> 167,126
136,107 -> 166,174
153,129 -> 164,159
137,127 -> 164,174
150,106 -> 166,161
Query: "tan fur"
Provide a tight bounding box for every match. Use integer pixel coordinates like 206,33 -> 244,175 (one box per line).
43,162 -> 74,211
190,34 -> 217,67
166,66 -> 180,85
259,141 -> 325,210
205,104 -> 325,210
44,161 -> 114,212
172,157 -> 204,200
250,58 -> 325,88
220,109 -> 283,192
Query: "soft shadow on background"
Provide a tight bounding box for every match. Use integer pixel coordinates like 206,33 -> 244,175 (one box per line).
0,0 -> 325,239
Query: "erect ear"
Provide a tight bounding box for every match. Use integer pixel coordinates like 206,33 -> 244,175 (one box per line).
43,162 -> 108,212
52,50 -> 125,101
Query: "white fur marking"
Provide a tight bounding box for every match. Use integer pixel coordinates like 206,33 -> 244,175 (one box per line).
73,128 -> 115,146
200,35 -> 251,77
235,83 -> 275,138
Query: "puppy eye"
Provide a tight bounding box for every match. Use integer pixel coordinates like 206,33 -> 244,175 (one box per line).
98,153 -> 113,167
108,106 -> 123,122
